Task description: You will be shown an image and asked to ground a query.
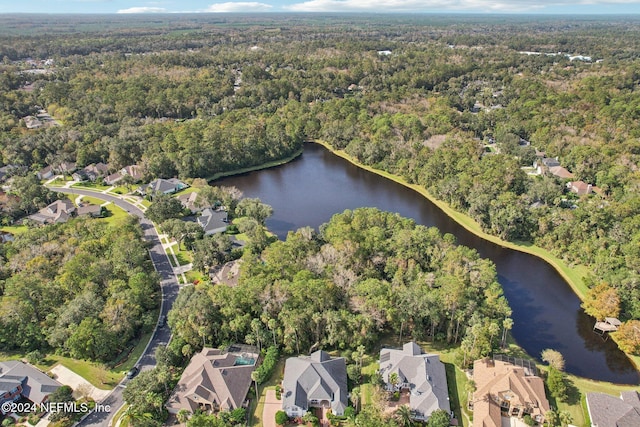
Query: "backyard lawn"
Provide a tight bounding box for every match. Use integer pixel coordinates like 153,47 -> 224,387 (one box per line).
251,357 -> 286,427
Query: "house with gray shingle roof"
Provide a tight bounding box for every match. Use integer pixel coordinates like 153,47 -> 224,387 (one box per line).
379,342 -> 450,422
165,346 -> 258,415
586,391 -> 640,427
137,178 -> 188,197
282,350 -> 348,418
197,208 -> 228,235
0,361 -> 62,414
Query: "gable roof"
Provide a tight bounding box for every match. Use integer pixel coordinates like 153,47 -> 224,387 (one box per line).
166,346 -> 257,414
548,165 -> 574,179
28,199 -> 75,224
0,360 -> 62,405
282,350 -> 348,416
379,342 -> 450,419
177,192 -> 201,212
197,208 -> 228,234
472,358 -> 549,427
587,392 -> 640,427
139,178 -> 186,195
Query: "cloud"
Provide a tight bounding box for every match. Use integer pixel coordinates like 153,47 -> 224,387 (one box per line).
117,6 -> 167,13
206,2 -> 273,12
283,0 -> 581,12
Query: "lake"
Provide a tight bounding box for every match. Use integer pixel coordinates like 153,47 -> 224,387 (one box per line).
216,143 -> 639,384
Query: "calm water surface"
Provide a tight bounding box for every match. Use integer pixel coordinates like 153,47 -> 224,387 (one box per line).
217,143 -> 639,384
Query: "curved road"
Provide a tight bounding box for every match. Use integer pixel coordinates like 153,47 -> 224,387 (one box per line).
51,188 -> 180,427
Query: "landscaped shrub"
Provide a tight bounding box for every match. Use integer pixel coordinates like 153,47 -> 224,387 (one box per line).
254,346 -> 279,384
275,385 -> 282,400
275,410 -> 288,426
392,391 -> 400,401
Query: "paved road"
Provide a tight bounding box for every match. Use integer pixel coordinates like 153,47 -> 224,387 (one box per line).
51,188 -> 180,427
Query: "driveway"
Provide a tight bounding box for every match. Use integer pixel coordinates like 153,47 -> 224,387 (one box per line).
262,389 -> 281,427
50,365 -> 111,401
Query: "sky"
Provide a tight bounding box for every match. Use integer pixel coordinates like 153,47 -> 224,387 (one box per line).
1,0 -> 640,14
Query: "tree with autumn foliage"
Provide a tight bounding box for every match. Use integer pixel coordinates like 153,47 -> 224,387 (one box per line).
581,282 -> 620,321
613,320 -> 640,355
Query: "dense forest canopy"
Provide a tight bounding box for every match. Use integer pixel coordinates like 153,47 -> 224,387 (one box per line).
0,14 -> 639,336
168,208 -> 511,366
0,217 -> 160,361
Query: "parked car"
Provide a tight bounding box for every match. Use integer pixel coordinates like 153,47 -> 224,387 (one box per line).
158,315 -> 166,327
126,366 -> 139,379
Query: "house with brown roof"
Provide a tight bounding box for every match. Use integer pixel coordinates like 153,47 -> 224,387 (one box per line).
586,391 -> 640,427
104,165 -> 144,186
177,192 -> 201,213
27,199 -> 75,225
165,345 -> 258,415
471,357 -> 550,427
77,203 -> 102,217
73,163 -> 109,182
567,180 -> 593,196
534,157 -> 575,179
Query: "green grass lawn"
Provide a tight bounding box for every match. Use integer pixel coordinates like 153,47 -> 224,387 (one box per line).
98,202 -> 129,227
78,195 -> 105,206
1,224 -> 29,235
108,185 -> 133,195
0,328 -> 156,391
251,357 -> 286,427
168,242 -> 193,266
72,182 -> 111,191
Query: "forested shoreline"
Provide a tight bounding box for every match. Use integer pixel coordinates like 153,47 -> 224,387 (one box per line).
1,14 -> 639,353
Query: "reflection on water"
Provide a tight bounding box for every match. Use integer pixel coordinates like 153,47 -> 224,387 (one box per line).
217,143 -> 639,384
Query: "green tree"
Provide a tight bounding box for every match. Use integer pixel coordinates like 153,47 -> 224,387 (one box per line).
395,405 -> 413,427
145,194 -> 184,224
547,366 -> 568,402
426,409 -> 450,427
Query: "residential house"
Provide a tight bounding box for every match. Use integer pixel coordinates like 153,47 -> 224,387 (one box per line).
104,172 -> 124,186
567,180 -> 593,196
27,199 -> 75,225
586,391 -> 640,427
121,165 -> 144,182
534,157 -> 575,179
0,361 -> 62,414
73,163 -> 109,182
36,165 -> 54,180
471,356 -> 550,427
77,203 -> 102,217
282,350 -> 348,418
55,161 -> 77,176
0,165 -> 18,183
197,208 -> 228,235
23,115 -> 43,129
165,345 -> 258,415
548,166 -> 575,179
137,178 -> 188,196
104,165 -> 144,186
379,342 -> 450,422
0,231 -> 13,243
177,192 -> 201,213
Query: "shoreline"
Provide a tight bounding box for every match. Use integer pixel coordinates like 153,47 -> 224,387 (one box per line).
206,147 -> 304,182
311,139 -> 587,295
310,139 -> 640,374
